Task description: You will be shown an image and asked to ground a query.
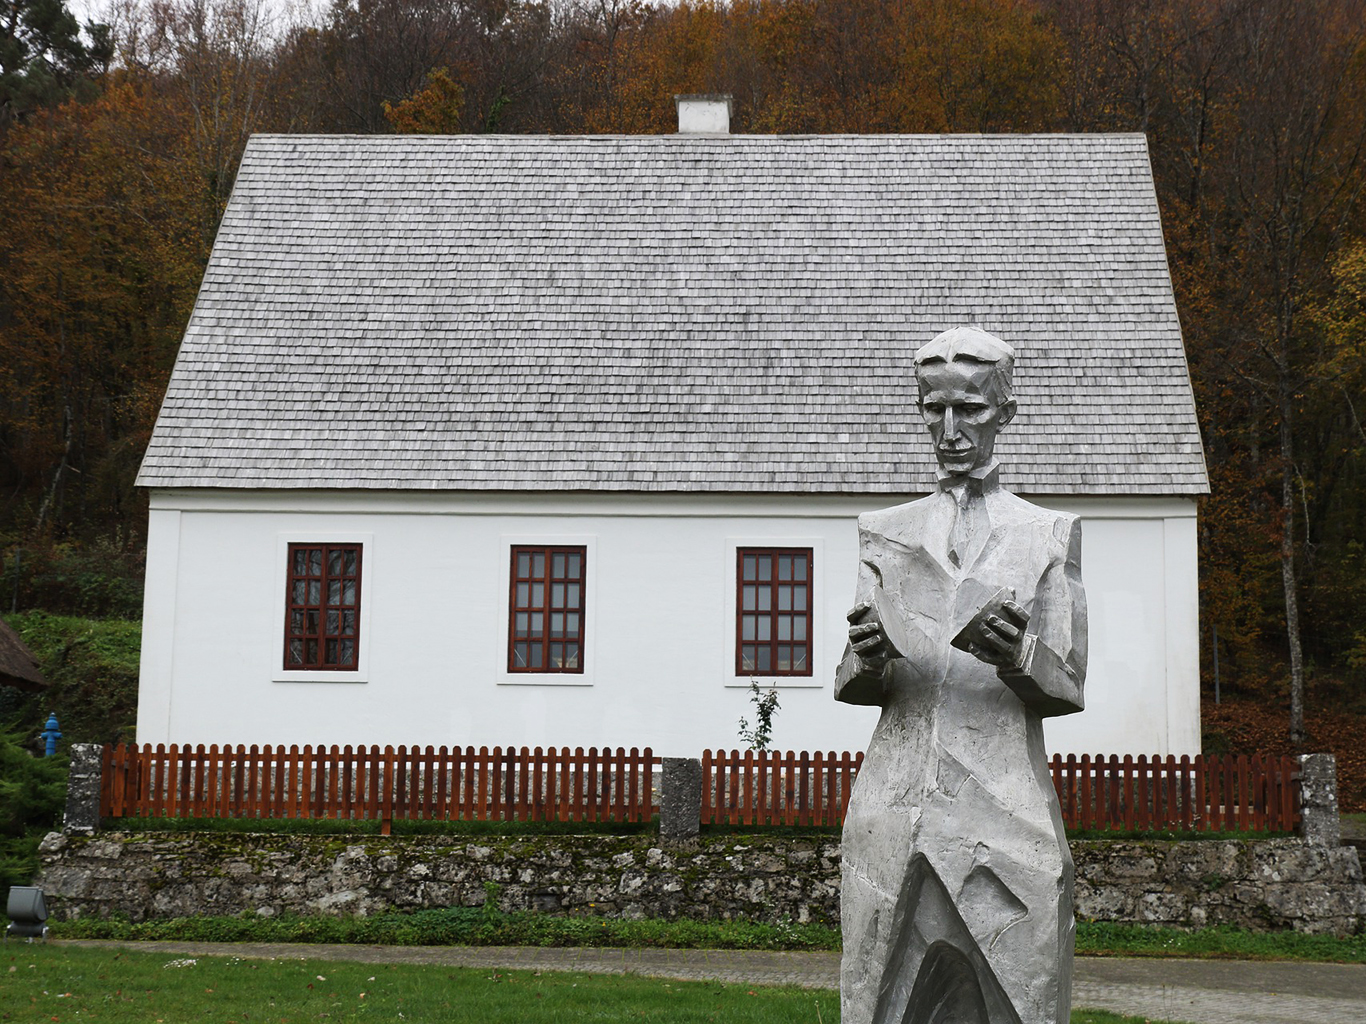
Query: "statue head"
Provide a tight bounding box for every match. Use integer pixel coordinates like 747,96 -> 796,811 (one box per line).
914,326 -> 1018,478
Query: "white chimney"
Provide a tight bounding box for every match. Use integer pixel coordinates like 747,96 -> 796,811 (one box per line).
675,94 -> 732,134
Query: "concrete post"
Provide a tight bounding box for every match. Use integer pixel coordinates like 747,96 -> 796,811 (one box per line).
660,757 -> 701,840
1298,753 -> 1341,846
63,743 -> 103,834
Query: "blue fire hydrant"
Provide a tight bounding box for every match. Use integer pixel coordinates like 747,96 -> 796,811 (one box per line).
40,714 -> 61,756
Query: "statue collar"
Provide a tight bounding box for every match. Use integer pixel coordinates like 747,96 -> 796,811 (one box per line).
936,460 -> 1000,500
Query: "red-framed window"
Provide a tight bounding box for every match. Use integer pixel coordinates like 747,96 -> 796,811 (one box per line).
509,545 -> 586,673
284,543 -> 362,670
737,548 -> 813,676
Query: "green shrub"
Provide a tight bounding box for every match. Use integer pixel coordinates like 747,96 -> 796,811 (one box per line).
0,725 -> 69,888
3,611 -> 141,743
0,540 -> 145,619
52,906 -> 843,951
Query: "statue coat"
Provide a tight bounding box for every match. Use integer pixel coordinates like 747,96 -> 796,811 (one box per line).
837,472 -> 1086,1024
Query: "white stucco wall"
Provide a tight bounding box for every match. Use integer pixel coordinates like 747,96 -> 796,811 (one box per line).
137,490 -> 1201,758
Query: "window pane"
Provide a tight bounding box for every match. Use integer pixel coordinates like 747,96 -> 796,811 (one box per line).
757,647 -> 771,671
307,610 -> 319,634
339,640 -> 355,666
290,611 -> 304,634
306,640 -> 319,664
742,585 -> 756,611
342,611 -> 356,634
778,646 -> 791,671
288,640 -> 304,665
778,615 -> 791,641
741,646 -> 756,671
325,639 -> 338,664
508,545 -> 585,673
308,550 -> 323,576
793,647 -> 807,671
794,617 -> 807,641
779,585 -> 792,611
742,615 -> 756,641
758,555 -> 771,581
758,588 -> 771,612
342,580 -> 356,605
308,581 -> 321,605
779,556 -> 792,581
326,611 -> 339,635
344,550 -> 357,575
743,555 -> 756,581
328,550 -> 343,575
293,581 -> 307,604
795,586 -> 807,610
293,549 -> 307,575
757,617 -> 771,642
327,580 -> 341,606
795,557 -> 807,581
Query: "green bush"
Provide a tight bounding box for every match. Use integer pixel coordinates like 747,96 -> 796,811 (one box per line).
0,725 -> 69,888
52,905 -> 843,951
3,611 -> 140,743
0,540 -> 144,619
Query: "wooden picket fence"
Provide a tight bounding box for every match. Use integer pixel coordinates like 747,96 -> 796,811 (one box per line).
1049,753 -> 1301,833
96,744 -> 1301,835
701,748 -> 864,826
100,744 -> 657,831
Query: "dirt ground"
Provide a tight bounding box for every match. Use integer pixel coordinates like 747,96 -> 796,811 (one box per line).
1201,695 -> 1366,814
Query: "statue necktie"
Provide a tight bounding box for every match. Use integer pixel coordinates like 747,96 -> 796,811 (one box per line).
947,485 -> 986,568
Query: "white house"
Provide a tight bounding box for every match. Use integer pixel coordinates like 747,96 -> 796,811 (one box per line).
135,113 -> 1208,758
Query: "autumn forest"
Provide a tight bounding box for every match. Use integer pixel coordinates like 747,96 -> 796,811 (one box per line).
3,0 -> 1366,750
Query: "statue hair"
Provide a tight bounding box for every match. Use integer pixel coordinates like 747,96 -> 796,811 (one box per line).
914,326 -> 1015,403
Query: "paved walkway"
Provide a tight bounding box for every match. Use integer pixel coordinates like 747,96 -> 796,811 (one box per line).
56,940 -> 1366,1024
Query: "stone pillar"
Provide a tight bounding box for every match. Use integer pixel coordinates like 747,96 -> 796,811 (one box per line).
1298,753 -> 1341,846
660,757 -> 701,840
63,743 -> 103,834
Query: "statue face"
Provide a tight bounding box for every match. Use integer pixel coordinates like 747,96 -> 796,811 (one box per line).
917,359 -> 1017,477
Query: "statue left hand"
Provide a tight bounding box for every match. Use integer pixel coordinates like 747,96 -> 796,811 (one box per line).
962,599 -> 1029,668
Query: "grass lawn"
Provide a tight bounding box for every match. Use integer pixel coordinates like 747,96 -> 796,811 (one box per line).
0,946 -> 1184,1024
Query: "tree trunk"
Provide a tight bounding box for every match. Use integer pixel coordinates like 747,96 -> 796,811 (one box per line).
1279,388 -> 1307,747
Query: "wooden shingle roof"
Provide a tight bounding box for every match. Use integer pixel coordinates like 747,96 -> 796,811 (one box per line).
0,617 -> 46,692
137,133 -> 1208,496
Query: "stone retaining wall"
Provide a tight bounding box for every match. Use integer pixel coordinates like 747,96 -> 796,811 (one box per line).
36,831 -> 1366,937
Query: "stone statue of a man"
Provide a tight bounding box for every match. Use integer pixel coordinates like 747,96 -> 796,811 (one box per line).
837,326 -> 1087,1024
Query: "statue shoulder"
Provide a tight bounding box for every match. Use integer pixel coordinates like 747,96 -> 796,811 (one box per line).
858,496 -> 936,537
990,492 -> 1081,553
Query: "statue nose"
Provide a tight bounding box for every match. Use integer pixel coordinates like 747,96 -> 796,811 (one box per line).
943,408 -> 958,437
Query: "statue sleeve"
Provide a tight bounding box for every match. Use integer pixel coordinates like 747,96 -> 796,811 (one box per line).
998,515 -> 1087,718
834,527 -> 888,707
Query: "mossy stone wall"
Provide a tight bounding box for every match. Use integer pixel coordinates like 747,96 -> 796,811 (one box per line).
35,831 -> 1366,936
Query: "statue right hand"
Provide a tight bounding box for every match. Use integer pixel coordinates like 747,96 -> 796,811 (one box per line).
847,602 -> 893,669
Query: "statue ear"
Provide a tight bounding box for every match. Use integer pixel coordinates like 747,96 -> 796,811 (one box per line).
997,398 -> 1018,429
